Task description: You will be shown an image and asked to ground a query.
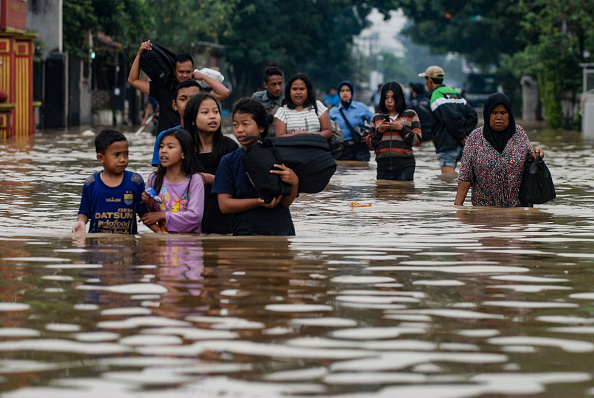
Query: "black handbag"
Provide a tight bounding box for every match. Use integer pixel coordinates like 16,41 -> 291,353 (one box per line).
519,156 -> 556,204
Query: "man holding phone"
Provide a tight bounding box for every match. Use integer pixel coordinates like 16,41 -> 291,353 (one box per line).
328,81 -> 374,161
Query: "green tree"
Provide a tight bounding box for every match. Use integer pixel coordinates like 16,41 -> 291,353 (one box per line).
220,0 -> 378,99
384,0 -> 525,68
147,0 -> 237,53
63,0 -> 154,59
500,1 -> 593,128
63,0 -> 97,59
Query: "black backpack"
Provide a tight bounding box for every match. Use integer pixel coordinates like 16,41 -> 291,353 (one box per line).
139,42 -> 177,91
242,134 -> 337,202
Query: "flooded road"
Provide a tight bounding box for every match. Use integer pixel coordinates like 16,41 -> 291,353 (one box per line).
0,122 -> 593,397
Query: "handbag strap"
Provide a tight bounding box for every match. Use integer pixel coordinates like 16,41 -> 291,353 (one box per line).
338,107 -> 357,135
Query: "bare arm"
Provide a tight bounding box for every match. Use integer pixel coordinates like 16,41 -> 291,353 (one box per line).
454,182 -> 471,205
275,118 -> 288,136
141,102 -> 154,126
317,111 -> 333,139
128,40 -> 152,95
72,214 -> 88,234
193,70 -> 230,100
218,193 -> 282,214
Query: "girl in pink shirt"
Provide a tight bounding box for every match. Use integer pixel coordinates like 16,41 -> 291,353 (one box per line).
141,129 -> 205,233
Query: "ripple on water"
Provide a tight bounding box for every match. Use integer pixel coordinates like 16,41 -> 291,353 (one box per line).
488,336 -> 594,353
0,339 -> 130,355
482,301 -> 578,309
0,328 -> 40,337
290,318 -> 358,328
77,283 -> 168,294
365,265 -> 529,274
265,304 -> 333,312
0,303 -> 30,311
330,276 -> 396,284
2,257 -> 72,263
331,326 -> 426,340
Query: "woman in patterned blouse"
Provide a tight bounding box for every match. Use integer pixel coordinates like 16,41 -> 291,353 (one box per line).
454,92 -> 544,206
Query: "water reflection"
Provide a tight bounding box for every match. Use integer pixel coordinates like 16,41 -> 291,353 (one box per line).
0,124 -> 593,396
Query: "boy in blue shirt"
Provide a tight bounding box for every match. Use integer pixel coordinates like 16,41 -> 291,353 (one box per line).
72,129 -> 148,234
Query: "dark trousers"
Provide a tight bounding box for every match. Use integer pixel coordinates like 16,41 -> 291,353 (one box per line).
377,165 -> 415,181
337,141 -> 370,161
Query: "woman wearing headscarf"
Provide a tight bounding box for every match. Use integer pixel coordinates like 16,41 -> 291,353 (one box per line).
328,81 -> 374,161
454,92 -> 545,206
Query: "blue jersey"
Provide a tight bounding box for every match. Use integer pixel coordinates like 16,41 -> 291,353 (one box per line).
78,170 -> 146,234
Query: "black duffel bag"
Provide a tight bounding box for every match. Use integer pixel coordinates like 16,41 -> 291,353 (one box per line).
242,134 -> 337,202
519,156 -> 556,204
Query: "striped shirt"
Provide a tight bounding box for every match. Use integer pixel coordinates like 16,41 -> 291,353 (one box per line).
367,109 -> 421,169
274,100 -> 328,134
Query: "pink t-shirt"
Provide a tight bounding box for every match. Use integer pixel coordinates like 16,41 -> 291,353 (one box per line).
147,173 -> 205,233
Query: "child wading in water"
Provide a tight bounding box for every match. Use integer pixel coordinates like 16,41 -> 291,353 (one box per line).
212,98 -> 299,236
141,129 -> 205,233
72,129 -> 147,234
183,93 -> 238,234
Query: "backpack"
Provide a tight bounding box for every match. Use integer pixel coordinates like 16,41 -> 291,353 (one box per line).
242,134 -> 337,202
139,42 -> 177,91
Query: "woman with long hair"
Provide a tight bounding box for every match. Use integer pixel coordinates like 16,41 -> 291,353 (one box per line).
367,82 -> 422,181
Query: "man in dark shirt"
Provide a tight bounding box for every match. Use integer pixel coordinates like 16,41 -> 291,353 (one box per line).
407,83 -> 432,143
128,40 -> 230,133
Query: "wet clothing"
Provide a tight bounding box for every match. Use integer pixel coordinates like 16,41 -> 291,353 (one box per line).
149,82 -> 180,134
458,124 -> 533,207
197,136 -> 239,234
429,85 -> 477,154
78,171 -> 146,234
212,147 -> 295,236
274,100 -> 327,135
329,100 -> 374,161
407,94 -> 432,142
146,173 -> 205,233
367,110 -> 422,181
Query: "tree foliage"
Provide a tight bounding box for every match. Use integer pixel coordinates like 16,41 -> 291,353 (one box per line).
219,0 -> 378,98
63,0 -> 154,59
63,0 -> 97,59
384,0 -> 525,68
146,0 -> 237,53
499,1 -> 594,128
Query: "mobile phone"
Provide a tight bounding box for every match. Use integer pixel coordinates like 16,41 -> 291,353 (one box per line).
383,114 -> 391,122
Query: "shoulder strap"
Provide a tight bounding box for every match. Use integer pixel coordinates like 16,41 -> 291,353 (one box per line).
339,107 -> 356,134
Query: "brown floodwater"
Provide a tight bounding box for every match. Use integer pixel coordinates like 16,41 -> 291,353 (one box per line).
0,122 -> 593,397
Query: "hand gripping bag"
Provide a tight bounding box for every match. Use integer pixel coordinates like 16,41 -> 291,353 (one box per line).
519,156 -> 556,204
241,134 -> 337,201
139,42 -> 177,90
